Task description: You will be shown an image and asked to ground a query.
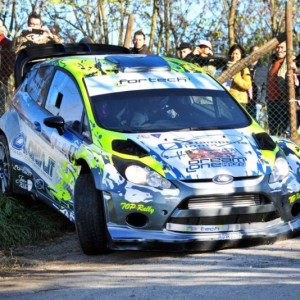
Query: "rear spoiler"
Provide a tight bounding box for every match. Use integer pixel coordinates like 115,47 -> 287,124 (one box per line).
14,43 -> 131,88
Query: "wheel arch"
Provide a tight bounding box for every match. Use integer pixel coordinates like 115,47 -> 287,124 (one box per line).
75,158 -> 103,190
0,129 -> 7,140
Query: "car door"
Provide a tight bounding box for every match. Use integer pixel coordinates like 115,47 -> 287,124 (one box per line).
9,65 -> 55,195
40,69 -> 88,219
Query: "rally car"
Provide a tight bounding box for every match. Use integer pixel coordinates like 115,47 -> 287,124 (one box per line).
0,43 -> 300,254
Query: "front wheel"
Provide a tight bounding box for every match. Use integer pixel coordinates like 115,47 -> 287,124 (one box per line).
74,172 -> 108,255
0,135 -> 12,194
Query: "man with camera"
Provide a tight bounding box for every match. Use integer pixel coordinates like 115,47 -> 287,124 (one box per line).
184,40 -> 226,77
12,12 -> 61,53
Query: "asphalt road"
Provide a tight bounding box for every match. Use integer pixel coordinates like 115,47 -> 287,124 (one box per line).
1,232 -> 300,300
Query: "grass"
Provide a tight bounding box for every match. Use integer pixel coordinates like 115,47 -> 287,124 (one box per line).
0,194 -> 74,251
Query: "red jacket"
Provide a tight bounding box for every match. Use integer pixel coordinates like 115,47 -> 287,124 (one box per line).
0,34 -> 15,83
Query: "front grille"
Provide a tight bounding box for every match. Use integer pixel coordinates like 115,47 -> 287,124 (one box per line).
167,194 -> 280,230
187,194 -> 263,209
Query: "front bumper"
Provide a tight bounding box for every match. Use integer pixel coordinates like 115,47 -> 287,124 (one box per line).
107,216 -> 300,252
103,171 -> 300,252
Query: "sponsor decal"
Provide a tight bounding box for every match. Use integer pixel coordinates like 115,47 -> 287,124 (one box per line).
186,156 -> 246,172
13,164 -> 33,177
218,232 -> 242,240
157,135 -> 248,159
117,77 -> 189,86
12,133 -> 26,150
85,72 -> 218,96
35,178 -> 45,190
16,175 -> 33,191
154,135 -> 248,172
52,203 -> 75,222
50,132 -> 79,162
121,202 -> 154,214
186,147 -> 237,159
12,133 -> 56,177
288,192 -> 300,203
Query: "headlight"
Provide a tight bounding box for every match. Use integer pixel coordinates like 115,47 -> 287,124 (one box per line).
125,165 -> 172,189
269,157 -> 290,183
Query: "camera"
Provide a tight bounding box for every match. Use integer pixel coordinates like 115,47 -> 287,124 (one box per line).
32,28 -> 44,35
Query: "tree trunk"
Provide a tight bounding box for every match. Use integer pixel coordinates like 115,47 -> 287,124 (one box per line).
118,2 -> 124,46
149,0 -> 158,53
164,0 -> 170,55
228,0 -> 237,47
98,0 -> 109,44
216,33 -> 286,84
124,14 -> 134,49
286,0 -> 297,141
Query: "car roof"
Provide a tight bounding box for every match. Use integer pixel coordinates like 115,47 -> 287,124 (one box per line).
14,43 -> 131,88
14,43 -> 206,88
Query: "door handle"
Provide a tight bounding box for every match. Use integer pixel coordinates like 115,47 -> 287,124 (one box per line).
33,121 -> 41,132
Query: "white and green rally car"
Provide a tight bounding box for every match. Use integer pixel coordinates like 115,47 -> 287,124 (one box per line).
0,43 -> 300,254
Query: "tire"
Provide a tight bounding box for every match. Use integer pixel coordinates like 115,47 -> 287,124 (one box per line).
74,172 -> 108,255
0,135 -> 12,194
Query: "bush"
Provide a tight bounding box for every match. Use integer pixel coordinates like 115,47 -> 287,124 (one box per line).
0,195 -> 74,250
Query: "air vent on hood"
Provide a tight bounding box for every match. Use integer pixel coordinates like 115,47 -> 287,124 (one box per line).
252,132 -> 276,150
106,55 -> 171,73
112,139 -> 148,157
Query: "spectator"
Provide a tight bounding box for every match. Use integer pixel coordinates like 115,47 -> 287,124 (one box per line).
0,18 -> 15,114
130,30 -> 151,54
184,40 -> 225,76
12,12 -> 61,53
266,41 -> 296,136
177,42 -> 193,60
246,45 -> 268,129
196,40 -> 214,57
79,37 -> 93,44
223,44 -> 252,109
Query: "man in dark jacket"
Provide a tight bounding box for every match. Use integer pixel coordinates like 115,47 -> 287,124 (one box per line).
130,30 -> 151,54
246,45 -> 268,129
177,42 -> 193,60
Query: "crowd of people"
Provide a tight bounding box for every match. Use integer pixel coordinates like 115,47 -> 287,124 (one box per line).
0,11 -> 299,136
177,38 -> 299,136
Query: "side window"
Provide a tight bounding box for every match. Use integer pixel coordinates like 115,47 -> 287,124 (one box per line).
82,112 -> 92,140
45,70 -> 84,130
26,66 -> 54,105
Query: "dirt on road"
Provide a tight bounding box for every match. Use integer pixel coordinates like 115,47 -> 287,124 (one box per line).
1,231 -> 300,300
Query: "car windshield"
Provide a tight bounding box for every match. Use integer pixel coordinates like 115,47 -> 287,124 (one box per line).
90,89 -> 251,133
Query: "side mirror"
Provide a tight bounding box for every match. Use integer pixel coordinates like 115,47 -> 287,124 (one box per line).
44,115 -> 65,135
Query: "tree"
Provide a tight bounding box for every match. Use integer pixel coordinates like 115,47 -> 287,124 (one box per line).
0,0 -> 299,55
228,0 -> 237,46
148,0 -> 158,52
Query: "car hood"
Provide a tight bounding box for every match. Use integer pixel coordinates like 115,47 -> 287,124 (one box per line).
128,130 -> 273,180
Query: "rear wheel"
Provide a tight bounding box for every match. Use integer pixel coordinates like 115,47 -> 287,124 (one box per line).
0,135 -> 12,194
74,172 -> 108,255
